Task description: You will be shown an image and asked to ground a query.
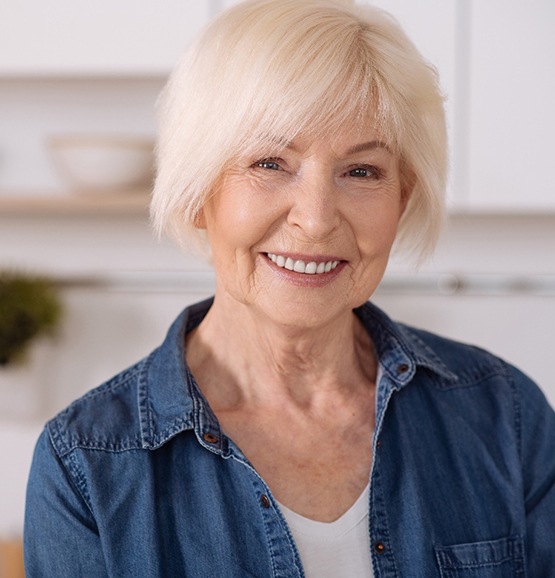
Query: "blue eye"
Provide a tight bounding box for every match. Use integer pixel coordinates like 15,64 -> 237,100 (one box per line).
255,159 -> 281,171
348,166 -> 380,178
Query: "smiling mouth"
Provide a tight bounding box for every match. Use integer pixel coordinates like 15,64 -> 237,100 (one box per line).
266,253 -> 341,275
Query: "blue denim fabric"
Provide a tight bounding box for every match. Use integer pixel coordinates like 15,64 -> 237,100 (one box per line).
24,298 -> 555,577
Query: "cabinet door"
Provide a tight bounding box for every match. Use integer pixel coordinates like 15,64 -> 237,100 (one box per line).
365,0 -> 458,203
0,0 -> 211,76
365,0 -> 457,107
467,0 -> 555,211
218,0 -> 242,10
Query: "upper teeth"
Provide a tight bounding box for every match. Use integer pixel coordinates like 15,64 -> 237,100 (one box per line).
267,253 -> 340,275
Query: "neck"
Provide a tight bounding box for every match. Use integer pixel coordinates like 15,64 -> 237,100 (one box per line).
186,295 -> 377,411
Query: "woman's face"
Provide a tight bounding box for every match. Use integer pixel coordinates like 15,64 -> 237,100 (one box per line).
198,121 -> 409,329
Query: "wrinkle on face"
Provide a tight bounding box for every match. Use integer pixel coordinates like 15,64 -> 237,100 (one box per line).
199,120 -> 405,332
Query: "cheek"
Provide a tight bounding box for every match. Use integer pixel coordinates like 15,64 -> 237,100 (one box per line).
205,189 -> 276,257
209,190 -> 246,229
351,199 -> 403,254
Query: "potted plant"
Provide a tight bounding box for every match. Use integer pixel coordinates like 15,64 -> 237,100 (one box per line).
0,271 -> 62,367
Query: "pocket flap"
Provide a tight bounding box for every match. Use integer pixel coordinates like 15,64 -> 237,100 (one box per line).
435,535 -> 524,570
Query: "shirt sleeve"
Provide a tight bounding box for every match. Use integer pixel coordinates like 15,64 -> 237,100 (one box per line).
24,428 -> 108,578
513,366 -> 555,574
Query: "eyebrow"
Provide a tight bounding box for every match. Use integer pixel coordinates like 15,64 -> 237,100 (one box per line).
345,140 -> 392,155
265,138 -> 392,155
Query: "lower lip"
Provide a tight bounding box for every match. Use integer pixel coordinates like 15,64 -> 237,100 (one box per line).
263,255 -> 346,287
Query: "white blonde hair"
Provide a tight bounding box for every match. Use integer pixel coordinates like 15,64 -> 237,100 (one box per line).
151,0 -> 447,261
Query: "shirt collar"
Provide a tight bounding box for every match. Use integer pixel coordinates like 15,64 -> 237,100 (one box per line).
138,297 -> 214,450
139,298 -> 457,450
355,302 -> 458,389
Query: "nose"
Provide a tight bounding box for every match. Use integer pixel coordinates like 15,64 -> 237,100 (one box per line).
286,174 -> 341,240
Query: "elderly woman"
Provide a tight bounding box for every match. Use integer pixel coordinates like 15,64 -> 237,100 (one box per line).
25,0 -> 555,576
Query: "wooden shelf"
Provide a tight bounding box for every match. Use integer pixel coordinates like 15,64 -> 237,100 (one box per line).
0,190 -> 150,217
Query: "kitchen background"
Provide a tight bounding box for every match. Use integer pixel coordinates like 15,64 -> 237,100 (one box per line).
1,0 -> 554,567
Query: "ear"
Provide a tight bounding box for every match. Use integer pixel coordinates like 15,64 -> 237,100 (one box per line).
193,208 -> 207,229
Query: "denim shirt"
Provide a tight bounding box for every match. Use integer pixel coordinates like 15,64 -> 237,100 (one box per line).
24,298 -> 555,577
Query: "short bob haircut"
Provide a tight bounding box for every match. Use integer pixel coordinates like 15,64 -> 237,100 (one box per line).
151,0 -> 447,262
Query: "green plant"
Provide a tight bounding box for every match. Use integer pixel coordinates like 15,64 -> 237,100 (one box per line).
0,271 -> 62,366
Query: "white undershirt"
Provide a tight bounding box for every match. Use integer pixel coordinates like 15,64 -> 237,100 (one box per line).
277,484 -> 374,578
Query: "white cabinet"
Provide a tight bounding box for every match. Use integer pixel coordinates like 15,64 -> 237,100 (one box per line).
467,0 -> 555,211
365,0 -> 459,204
366,0 -> 457,110
0,0 -> 212,76
218,0 -> 243,10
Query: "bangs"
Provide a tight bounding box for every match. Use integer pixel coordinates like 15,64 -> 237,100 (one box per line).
206,6 -> 402,166
236,66 -> 400,164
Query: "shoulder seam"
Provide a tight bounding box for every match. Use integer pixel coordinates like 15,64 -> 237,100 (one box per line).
47,357 -> 149,457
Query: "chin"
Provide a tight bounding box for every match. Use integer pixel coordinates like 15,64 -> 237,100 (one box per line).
254,294 -> 357,331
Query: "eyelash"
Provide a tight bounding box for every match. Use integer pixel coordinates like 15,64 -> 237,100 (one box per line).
252,159 -> 384,179
347,165 -> 382,179
252,158 -> 282,171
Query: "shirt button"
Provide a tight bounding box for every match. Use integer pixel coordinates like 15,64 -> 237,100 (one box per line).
202,432 -> 219,444
260,495 -> 271,509
374,541 -> 386,555
397,363 -> 410,374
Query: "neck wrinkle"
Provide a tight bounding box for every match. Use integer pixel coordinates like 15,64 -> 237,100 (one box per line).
186,298 -> 377,411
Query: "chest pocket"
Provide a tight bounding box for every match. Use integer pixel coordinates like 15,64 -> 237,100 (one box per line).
435,536 -> 525,578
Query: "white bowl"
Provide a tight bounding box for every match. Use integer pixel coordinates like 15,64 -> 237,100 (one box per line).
48,135 -> 154,193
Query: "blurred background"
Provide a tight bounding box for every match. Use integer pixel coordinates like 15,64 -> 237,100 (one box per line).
0,0 -> 554,573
